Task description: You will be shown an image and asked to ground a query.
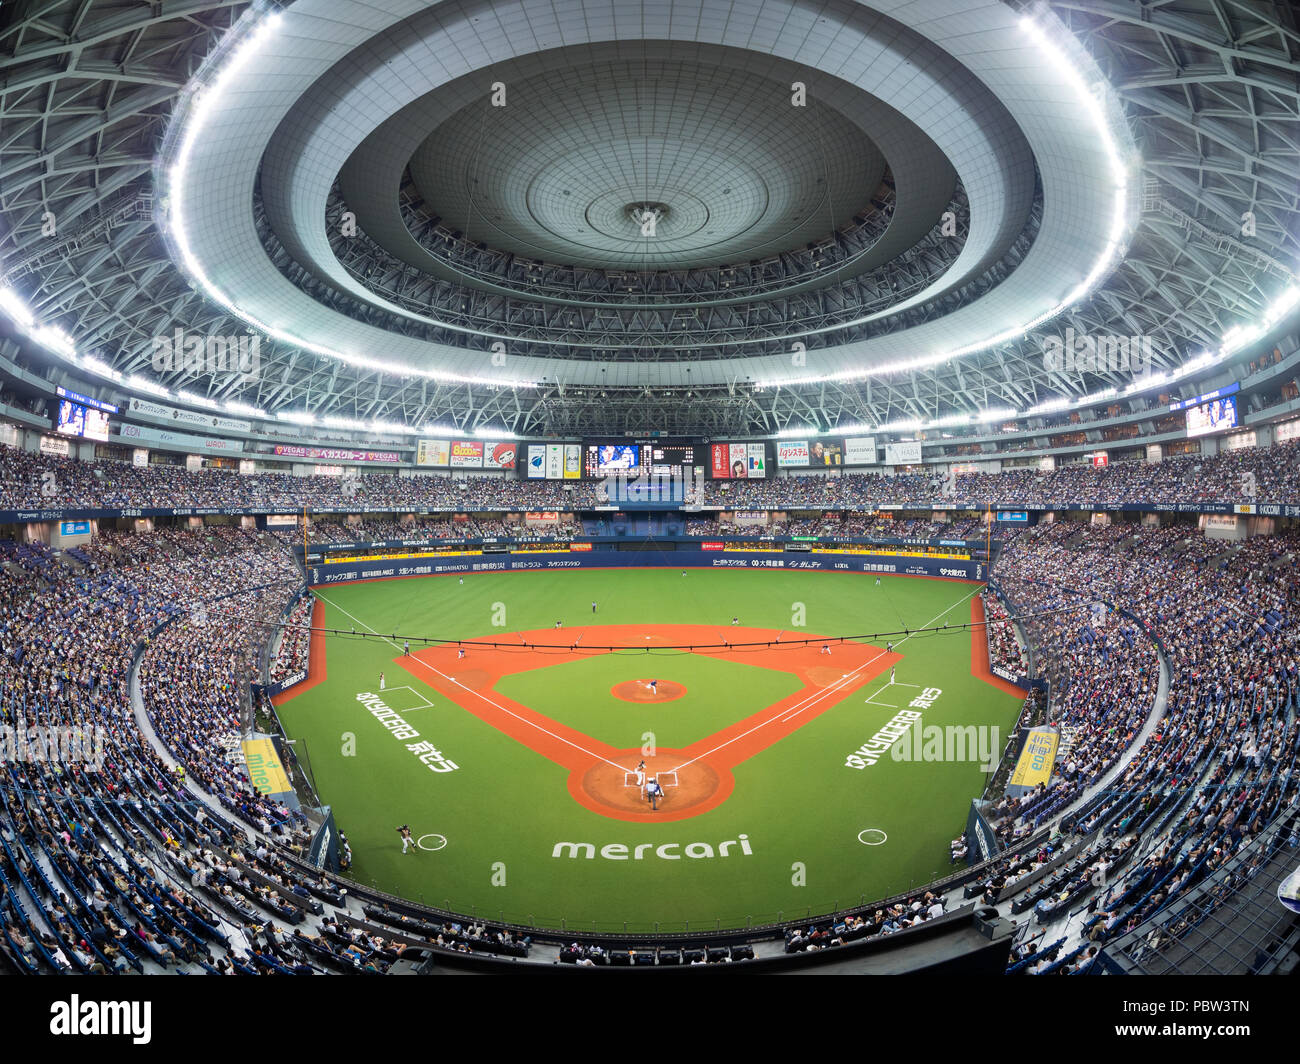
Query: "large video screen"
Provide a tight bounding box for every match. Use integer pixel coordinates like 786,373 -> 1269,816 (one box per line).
583,443 -> 699,478
56,399 -> 110,442
1186,395 -> 1238,438
583,444 -> 640,477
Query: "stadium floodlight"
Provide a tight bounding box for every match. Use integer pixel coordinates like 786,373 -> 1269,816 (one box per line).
160,9 -> 539,392
127,375 -> 170,396
81,356 -> 121,383
0,287 -> 34,328
320,416 -> 361,431
928,413 -> 972,428
277,410 -> 317,426
32,325 -> 76,357
368,420 -> 414,436
772,270 -> 1297,437
755,11 -> 1135,395
1223,284 -> 1300,354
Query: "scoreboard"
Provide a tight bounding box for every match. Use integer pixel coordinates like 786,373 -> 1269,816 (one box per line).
583,442 -> 700,478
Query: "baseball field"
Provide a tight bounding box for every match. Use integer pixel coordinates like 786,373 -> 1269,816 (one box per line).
272,568 -> 1025,933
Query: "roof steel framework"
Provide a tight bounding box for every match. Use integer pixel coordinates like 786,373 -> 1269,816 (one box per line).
0,0 -> 1296,437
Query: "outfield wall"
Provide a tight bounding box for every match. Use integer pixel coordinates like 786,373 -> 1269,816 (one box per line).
306,549 -> 988,587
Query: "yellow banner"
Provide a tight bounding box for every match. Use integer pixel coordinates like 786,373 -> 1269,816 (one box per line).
328,549 -> 482,563
241,738 -> 293,796
811,548 -> 971,559
1008,727 -> 1059,792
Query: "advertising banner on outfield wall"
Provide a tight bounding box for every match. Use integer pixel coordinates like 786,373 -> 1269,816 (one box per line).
884,441 -> 922,466
449,440 -> 484,468
710,443 -> 768,479
563,443 -> 582,479
129,396 -> 251,434
546,443 -> 564,480
843,437 -> 877,465
10,500 -> 1298,527
807,440 -> 842,466
776,441 -> 810,467
121,422 -> 244,454
482,441 -> 517,469
526,444 -> 546,478
272,444 -> 399,463
417,439 -> 451,466
306,550 -> 986,586
1276,418 -> 1300,444
730,442 -> 749,477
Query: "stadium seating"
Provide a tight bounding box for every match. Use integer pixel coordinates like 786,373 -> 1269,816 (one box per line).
0,442 -> 1297,974
3,439 -> 1299,513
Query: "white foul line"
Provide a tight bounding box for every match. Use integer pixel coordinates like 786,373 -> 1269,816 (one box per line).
313,591 -> 625,770
675,585 -> 984,767
673,662 -> 876,772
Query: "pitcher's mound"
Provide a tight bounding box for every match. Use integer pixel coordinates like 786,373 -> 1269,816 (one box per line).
612,679 -> 686,703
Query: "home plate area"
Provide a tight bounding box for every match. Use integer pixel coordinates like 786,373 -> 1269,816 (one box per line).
624,768 -> 679,795
577,754 -> 726,822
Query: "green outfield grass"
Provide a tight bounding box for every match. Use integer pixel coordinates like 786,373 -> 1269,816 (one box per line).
275,569 -> 1022,932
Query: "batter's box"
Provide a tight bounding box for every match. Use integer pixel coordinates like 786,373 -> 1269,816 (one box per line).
370,685 -> 435,713
623,770 -> 679,790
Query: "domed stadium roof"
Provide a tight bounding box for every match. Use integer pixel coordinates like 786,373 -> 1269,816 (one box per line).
1,0 -> 1296,436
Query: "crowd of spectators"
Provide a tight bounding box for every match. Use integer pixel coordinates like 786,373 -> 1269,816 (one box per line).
0,526 -> 532,974
967,520 -> 1300,970
2,491 -> 1299,974
784,892 -> 950,955
982,592 -> 1029,677
1,437 -> 1298,514
269,597 -> 313,685
558,940 -> 753,965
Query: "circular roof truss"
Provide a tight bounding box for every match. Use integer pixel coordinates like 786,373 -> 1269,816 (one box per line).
0,0 -> 1294,435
